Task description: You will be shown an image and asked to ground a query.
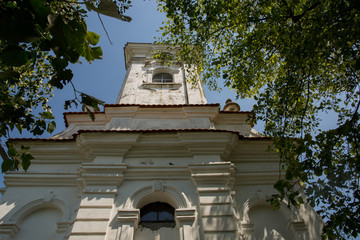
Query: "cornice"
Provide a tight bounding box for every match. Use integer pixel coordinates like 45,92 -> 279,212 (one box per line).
234,170 -> 281,185
80,163 -> 128,186
4,172 -> 79,187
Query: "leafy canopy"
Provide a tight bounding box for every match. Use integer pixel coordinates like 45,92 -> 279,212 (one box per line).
0,0 -> 132,172
159,0 -> 360,238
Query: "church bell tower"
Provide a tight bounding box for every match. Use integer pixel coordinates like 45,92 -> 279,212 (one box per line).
117,43 -> 207,105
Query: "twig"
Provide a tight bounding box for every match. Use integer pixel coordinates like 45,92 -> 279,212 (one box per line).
97,13 -> 113,45
69,81 -> 80,101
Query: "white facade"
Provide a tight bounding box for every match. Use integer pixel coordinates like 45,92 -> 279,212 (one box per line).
0,43 -> 322,240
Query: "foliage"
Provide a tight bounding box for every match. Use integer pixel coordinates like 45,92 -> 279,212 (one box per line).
0,0 -> 131,171
159,0 -> 360,238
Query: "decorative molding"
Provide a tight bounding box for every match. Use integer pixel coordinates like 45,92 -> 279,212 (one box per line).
234,171 -> 282,186
142,83 -> 182,90
175,208 -> 196,224
117,209 -> 140,228
4,172 -> 79,187
188,162 -> 236,190
0,223 -> 20,238
0,188 -> 6,195
290,219 -> 308,231
9,195 -> 71,224
75,132 -> 140,157
178,132 -> 238,157
79,163 -> 128,186
240,221 -> 254,234
56,221 -> 72,233
152,180 -> 164,192
131,185 -> 189,209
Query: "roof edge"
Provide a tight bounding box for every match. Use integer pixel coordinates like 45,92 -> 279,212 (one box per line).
9,129 -> 272,142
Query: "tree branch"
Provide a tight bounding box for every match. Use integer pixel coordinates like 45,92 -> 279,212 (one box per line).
0,143 -> 9,163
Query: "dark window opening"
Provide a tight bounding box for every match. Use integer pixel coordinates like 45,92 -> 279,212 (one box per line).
152,73 -> 173,83
140,202 -> 175,230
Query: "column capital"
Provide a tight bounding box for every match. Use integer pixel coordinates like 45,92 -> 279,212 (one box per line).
117,209 -> 140,228
175,208 -> 196,225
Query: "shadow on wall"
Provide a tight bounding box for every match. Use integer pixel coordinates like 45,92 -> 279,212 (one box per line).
249,205 -> 293,240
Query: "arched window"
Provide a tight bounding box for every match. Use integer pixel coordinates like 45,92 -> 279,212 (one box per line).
152,73 -> 173,83
140,202 -> 175,230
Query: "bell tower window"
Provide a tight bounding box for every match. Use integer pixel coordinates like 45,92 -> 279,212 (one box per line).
152,73 -> 173,83
139,202 -> 175,230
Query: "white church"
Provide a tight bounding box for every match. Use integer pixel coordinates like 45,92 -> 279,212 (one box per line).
0,43 -> 322,240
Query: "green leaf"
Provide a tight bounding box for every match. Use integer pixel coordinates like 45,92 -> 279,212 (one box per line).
91,46 -> 103,60
80,93 -> 104,108
83,45 -> 103,62
51,57 -> 68,70
1,159 -> 14,172
0,46 -> 30,67
20,152 -> 34,171
87,31 -> 100,46
0,70 -> 20,80
49,69 -> 74,89
47,121 -> 56,134
7,147 -> 18,158
6,1 -> 17,8
29,0 -> 51,20
15,124 -> 23,134
63,19 -> 87,56
39,111 -> 55,119
285,170 -> 293,180
85,108 -> 95,121
21,145 -> 30,151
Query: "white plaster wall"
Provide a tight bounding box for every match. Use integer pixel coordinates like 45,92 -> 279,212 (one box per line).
118,62 -> 187,105
134,227 -> 180,240
118,64 -> 139,104
249,205 -> 293,240
118,57 -> 206,105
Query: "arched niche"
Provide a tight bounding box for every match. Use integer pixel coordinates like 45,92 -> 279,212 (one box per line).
239,195 -> 307,239
9,195 -> 70,223
240,196 -> 297,223
1,194 -> 72,239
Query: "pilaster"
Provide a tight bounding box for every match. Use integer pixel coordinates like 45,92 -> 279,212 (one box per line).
69,163 -> 127,240
189,162 -> 238,240
175,208 -> 199,240
116,210 -> 139,240
289,219 -> 310,240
